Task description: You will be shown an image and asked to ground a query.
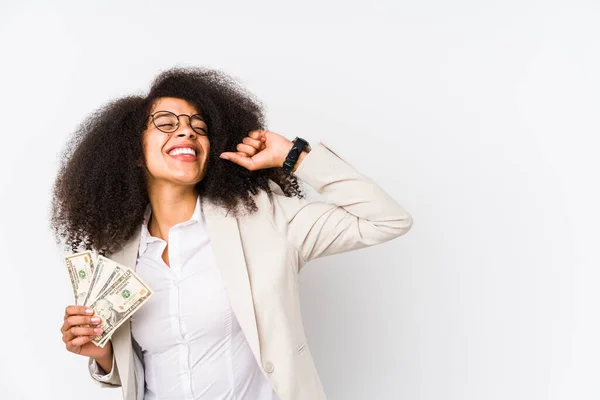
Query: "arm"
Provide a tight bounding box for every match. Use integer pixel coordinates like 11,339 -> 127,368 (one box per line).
219,131 -> 412,267
270,142 -> 413,266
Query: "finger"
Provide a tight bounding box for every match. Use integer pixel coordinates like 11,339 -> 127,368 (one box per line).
68,335 -> 94,349
248,130 -> 267,141
220,152 -> 257,171
63,325 -> 76,343
236,143 -> 258,156
65,315 -> 102,329
70,326 -> 104,337
242,136 -> 263,150
64,306 -> 94,319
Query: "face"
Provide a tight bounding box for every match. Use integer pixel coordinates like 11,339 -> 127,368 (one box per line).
142,97 -> 210,188
96,299 -> 112,319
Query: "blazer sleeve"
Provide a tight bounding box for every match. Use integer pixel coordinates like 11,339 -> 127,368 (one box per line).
87,350 -> 121,387
269,142 -> 413,267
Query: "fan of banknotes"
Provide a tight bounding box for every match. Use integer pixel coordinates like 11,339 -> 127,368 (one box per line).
64,251 -> 153,348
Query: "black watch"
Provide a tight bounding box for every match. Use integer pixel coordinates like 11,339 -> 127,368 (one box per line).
282,137 -> 311,173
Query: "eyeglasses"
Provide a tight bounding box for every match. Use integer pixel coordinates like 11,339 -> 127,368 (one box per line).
148,111 -> 208,136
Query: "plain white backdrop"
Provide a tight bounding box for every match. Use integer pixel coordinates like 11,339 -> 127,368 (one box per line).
0,1 -> 599,399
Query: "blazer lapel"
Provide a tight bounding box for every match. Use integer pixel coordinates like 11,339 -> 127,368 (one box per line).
202,198 -> 262,362
108,229 -> 141,399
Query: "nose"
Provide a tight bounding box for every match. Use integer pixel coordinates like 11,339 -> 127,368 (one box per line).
176,117 -> 197,139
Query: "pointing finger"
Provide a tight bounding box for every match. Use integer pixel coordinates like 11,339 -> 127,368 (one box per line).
64,306 -> 94,319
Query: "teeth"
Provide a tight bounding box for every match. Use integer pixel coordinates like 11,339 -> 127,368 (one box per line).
169,147 -> 196,156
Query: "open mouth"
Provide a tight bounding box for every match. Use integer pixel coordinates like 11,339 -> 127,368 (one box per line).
167,146 -> 199,161
168,147 -> 197,156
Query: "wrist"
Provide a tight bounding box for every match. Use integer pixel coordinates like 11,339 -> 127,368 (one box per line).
279,139 -> 294,166
292,150 -> 309,172
94,342 -> 114,373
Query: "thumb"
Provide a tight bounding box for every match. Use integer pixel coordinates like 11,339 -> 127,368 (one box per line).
220,152 -> 257,171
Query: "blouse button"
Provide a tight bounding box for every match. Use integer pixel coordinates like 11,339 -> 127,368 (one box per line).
263,361 -> 275,373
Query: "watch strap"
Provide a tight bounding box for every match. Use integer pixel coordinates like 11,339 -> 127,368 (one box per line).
282,137 -> 309,173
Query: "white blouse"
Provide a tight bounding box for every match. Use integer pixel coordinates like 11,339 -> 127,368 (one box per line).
126,197 -> 278,400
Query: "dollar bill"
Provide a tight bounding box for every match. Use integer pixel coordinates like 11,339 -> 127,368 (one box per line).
65,251 -> 96,306
83,256 -> 127,307
89,268 -> 153,347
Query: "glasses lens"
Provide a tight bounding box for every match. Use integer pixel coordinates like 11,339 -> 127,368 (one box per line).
190,115 -> 207,134
153,112 -> 178,132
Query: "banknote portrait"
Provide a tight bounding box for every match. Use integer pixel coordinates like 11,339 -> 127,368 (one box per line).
94,298 -> 125,327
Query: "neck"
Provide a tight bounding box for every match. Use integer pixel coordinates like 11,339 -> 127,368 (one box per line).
146,181 -> 198,240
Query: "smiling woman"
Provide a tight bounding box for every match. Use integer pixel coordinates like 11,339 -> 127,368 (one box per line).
52,66 -> 412,400
51,68 -> 303,255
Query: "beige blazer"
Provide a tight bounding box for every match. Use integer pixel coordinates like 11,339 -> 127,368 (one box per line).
87,142 -> 413,400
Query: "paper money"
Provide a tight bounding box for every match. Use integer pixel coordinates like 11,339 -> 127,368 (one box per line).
64,251 -> 153,347
89,268 -> 153,347
83,256 -> 127,307
65,251 -> 95,305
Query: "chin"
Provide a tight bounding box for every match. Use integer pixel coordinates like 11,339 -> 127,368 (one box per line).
173,178 -> 202,187
173,172 -> 205,186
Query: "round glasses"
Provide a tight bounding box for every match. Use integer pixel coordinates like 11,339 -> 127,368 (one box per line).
148,111 -> 208,136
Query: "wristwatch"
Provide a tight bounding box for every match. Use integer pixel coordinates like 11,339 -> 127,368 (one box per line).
282,137 -> 311,173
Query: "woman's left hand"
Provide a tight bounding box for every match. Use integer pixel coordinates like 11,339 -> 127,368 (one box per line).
219,130 -> 294,171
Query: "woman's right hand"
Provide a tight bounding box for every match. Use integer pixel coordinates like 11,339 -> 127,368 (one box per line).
61,305 -> 112,361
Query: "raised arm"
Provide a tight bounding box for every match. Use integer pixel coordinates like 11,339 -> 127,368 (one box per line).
220,132 -> 412,269
269,142 -> 413,266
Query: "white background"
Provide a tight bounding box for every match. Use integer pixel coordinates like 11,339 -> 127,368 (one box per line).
0,1 -> 599,399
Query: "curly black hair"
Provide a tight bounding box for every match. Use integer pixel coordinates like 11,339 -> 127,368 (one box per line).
51,67 -> 303,254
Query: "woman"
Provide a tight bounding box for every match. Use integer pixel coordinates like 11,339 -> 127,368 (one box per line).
54,67 -> 413,400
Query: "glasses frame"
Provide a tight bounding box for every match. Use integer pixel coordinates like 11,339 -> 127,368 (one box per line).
147,110 -> 208,136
